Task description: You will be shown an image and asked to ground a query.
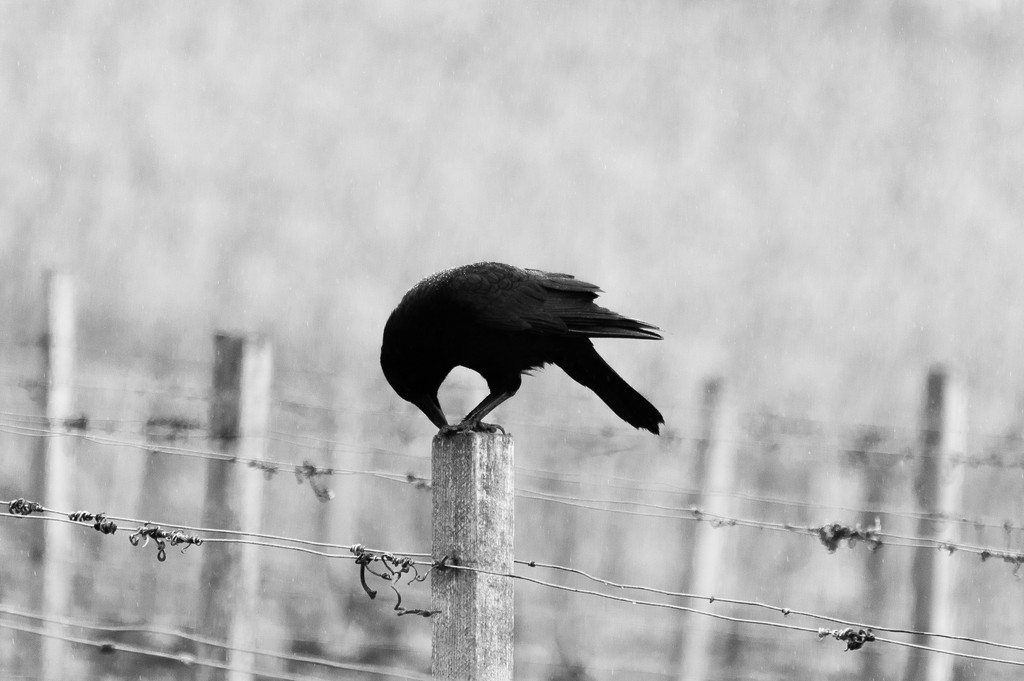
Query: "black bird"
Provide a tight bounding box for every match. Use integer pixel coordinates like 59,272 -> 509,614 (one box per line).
380,262 -> 664,434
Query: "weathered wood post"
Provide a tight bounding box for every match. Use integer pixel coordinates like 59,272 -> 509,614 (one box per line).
197,333 -> 273,681
431,431 -> 514,680
36,271 -> 76,681
905,365 -> 967,681
678,378 -> 738,681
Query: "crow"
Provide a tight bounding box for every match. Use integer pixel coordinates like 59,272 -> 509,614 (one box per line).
380,262 -> 664,434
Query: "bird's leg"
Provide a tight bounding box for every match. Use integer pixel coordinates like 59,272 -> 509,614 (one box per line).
446,389 -> 515,434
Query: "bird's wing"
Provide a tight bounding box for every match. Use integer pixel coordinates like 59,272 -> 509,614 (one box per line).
534,272 -> 662,340
455,266 -> 661,340
446,265 -> 553,332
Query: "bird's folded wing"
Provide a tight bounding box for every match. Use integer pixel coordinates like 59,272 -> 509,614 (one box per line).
458,269 -> 661,340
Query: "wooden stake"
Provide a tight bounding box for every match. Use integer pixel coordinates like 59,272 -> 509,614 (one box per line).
38,271 -> 76,681
197,333 -> 272,681
431,431 -> 514,681
905,366 -> 967,681
678,378 -> 737,681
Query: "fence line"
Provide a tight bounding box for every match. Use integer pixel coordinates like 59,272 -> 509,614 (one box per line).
513,560 -> 1024,655
7,402 -> 1024,472
5,498 -> 1024,667
518,470 -> 1024,535
0,605 -> 431,681
4,416 -> 1024,541
454,564 -> 1024,668
1,501 -> 427,559
5,416 -> 1024,566
5,419 -> 1024,559
0,423 -> 415,488
0,619 -> 428,681
6,369 -> 1024,447
1,356 -> 1014,444
515,491 -> 1024,569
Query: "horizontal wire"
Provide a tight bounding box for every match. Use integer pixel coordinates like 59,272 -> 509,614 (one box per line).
517,489 -> 1024,564
5,414 -> 1024,539
515,560 -> 1024,655
0,423 -> 416,486
445,563 -> 1024,667
0,619 -> 235,674
3,364 -> 1024,448
0,415 -> 1017,530
0,502 -> 430,559
0,499 -> 1012,651
266,431 -> 425,462
518,467 -> 1020,533
7,498 -> 1024,666
0,372 -> 900,435
0,410 -> 169,429
0,618 -> 429,681
4,418 -> 1023,562
0,369 -> 1005,475
265,426 -> 1024,536
0,499 -> 904,567
2,495 -> 1014,578
6,403 -> 1024,478
5,389 -> 1024,460
0,605 -> 430,681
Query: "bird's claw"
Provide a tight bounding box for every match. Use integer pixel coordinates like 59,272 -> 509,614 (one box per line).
440,421 -> 507,436
473,421 -> 506,435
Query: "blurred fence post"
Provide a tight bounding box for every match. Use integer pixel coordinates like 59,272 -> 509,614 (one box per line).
678,378 -> 737,681
431,431 -> 514,680
905,366 -> 967,681
34,271 -> 76,681
197,333 -> 273,681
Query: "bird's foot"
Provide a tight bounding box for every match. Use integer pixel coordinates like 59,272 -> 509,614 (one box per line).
440,420 -> 507,436
472,421 -> 506,435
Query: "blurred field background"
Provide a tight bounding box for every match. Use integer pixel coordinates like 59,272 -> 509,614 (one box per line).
2,1 -> 1024,679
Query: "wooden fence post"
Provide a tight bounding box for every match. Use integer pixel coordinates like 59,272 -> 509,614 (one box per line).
36,271 -> 76,681
905,366 -> 967,681
431,431 -> 514,680
678,378 -> 738,681
197,333 -> 273,681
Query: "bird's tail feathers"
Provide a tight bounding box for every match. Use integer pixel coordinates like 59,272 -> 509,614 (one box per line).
556,344 -> 664,434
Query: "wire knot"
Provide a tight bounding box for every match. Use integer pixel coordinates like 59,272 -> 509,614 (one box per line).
69,510 -> 118,535
166,529 -> 203,550
129,524 -> 202,562
8,498 -> 44,516
818,627 -> 876,651
349,545 -> 438,616
295,460 -> 334,502
978,548 -> 1024,575
248,459 -> 280,480
405,472 -> 432,490
815,519 -> 882,553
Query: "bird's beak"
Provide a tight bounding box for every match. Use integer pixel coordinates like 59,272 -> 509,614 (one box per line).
415,395 -> 449,431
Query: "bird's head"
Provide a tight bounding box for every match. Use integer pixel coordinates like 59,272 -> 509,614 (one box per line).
380,311 -> 451,430
380,316 -> 417,400
380,342 -> 418,403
